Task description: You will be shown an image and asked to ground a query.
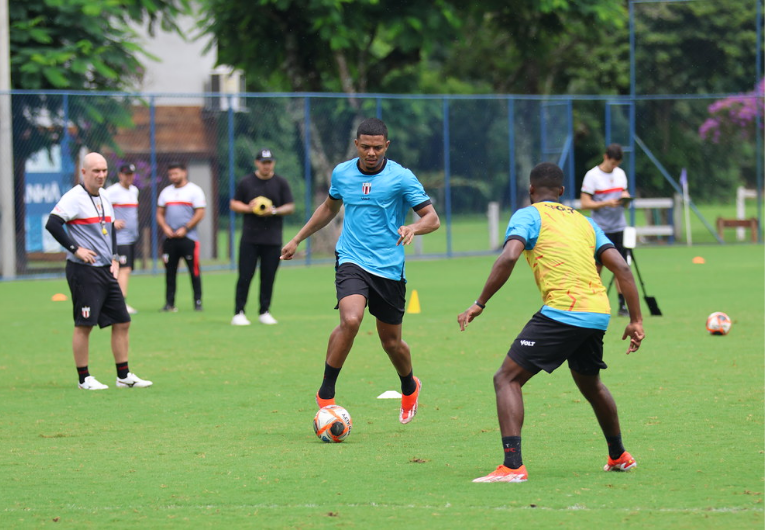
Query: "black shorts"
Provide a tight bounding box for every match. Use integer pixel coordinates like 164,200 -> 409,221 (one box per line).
605,231 -> 627,259
66,261 -> 131,328
335,262 -> 406,325
508,311 -> 607,376
116,243 -> 136,269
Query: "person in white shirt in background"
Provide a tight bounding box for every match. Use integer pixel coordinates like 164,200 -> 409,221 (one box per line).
104,164 -> 140,314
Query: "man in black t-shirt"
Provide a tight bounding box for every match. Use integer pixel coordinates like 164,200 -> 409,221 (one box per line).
230,148 -> 295,325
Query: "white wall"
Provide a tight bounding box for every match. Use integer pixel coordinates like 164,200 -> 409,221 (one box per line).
134,14 -> 218,105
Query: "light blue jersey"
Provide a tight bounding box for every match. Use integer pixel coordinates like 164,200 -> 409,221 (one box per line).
328,158 -> 431,281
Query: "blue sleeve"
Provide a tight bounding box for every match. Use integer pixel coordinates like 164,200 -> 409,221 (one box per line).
401,170 -> 430,208
505,207 -> 540,250
586,217 -> 614,255
328,168 -> 341,201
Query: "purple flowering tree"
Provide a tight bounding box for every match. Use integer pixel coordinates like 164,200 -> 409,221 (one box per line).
699,79 -> 765,143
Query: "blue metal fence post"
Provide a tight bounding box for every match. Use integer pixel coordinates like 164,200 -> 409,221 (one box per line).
443,98 -> 452,257
227,96 -> 236,269
508,97 -> 517,213
567,99 -> 575,200
150,96 -> 158,273
304,97 -> 312,265
605,102 -> 612,146
61,94 -> 72,182
540,104 -> 548,160
376,97 -> 382,120
629,1 -> 637,227
756,0 -> 763,241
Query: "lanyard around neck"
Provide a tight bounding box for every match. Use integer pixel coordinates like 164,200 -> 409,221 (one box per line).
81,184 -> 108,235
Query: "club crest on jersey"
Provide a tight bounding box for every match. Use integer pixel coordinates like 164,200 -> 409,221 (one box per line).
362,182 -> 372,195
81,306 -> 91,318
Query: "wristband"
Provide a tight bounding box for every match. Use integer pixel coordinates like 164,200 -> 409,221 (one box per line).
184,225 -> 191,231
474,300 -> 486,309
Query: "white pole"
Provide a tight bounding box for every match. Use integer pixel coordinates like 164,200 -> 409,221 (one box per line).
681,168 -> 692,246
0,0 -> 16,279
487,201 -> 499,250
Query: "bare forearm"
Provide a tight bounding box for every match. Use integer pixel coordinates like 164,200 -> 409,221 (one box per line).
156,211 -> 170,232
230,200 -> 251,214
275,202 -> 295,216
477,253 -> 517,305
186,209 -> 205,229
410,209 -> 440,236
291,202 -> 338,243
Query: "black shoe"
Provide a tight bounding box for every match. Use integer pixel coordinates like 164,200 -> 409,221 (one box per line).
617,306 -> 629,317
161,304 -> 178,312
194,300 -> 203,312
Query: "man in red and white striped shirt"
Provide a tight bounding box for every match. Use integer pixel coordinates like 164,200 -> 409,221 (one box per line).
46,152 -> 152,390
156,162 -> 207,312
104,164 -> 140,314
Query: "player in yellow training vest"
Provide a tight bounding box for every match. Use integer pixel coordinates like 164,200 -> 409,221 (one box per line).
458,162 -> 645,483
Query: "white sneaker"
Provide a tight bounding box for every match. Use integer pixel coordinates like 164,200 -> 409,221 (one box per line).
78,376 -> 108,390
116,372 -> 153,388
231,312 -> 251,326
258,312 -> 278,325
126,304 -> 138,314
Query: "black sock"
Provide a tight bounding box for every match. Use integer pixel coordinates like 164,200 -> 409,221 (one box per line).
606,434 -> 625,460
318,362 -> 341,399
116,362 -> 129,379
502,436 -> 523,469
618,293 -> 626,308
77,366 -> 89,384
400,370 -> 416,396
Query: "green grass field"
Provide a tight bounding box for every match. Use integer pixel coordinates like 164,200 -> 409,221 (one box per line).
1,244 -> 763,528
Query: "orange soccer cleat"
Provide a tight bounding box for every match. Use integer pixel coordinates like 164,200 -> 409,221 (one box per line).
472,465 -> 528,483
315,392 -> 336,409
399,376 -> 422,424
604,451 -> 637,472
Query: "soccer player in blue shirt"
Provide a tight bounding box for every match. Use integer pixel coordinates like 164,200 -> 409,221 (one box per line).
281,118 -> 440,424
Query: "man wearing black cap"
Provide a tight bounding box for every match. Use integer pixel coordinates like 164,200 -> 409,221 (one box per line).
104,163 -> 140,314
229,149 -> 295,325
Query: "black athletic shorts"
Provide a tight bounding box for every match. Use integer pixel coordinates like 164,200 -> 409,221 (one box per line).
66,261 -> 131,328
116,243 -> 136,269
605,231 -> 627,259
508,311 -> 607,376
334,262 -> 406,325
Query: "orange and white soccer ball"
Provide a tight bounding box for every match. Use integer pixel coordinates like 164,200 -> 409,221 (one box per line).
706,312 -> 732,335
313,405 -> 352,443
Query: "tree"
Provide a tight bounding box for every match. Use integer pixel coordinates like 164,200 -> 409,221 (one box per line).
199,0 -> 464,252
200,0 -> 462,175
9,0 -> 190,270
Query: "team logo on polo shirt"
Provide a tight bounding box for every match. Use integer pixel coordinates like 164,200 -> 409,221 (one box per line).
82,306 -> 91,318
362,182 -> 371,194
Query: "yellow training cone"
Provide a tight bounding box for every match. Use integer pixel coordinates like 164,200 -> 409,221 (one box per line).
407,290 -> 421,314
52,293 -> 68,302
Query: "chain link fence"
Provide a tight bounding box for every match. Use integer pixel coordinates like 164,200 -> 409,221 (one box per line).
2,90 -> 762,278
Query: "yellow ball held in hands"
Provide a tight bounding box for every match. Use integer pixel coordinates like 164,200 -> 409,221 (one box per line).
252,196 -> 274,215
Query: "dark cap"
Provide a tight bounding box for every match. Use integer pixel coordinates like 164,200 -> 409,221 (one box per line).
119,163 -> 136,174
255,149 -> 274,161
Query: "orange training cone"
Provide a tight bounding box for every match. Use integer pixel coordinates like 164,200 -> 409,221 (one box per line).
407,290 -> 421,314
51,293 -> 68,302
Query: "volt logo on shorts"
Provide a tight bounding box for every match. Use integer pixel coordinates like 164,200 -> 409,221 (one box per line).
520,340 -> 536,346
